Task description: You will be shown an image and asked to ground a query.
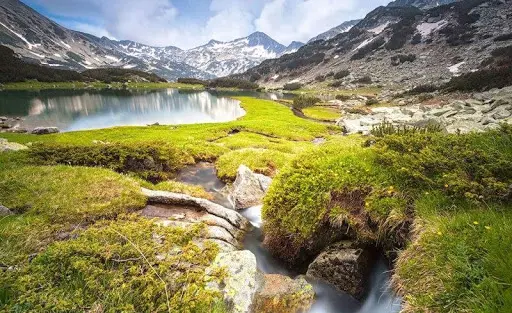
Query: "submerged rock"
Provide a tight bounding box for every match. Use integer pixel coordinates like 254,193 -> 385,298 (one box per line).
306,241 -> 373,300
253,274 -> 315,313
229,165 -> 272,210
31,127 -> 60,135
0,138 -> 28,152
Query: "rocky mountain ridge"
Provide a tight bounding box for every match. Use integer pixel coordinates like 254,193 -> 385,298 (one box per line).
235,0 -> 512,90
0,0 -> 303,80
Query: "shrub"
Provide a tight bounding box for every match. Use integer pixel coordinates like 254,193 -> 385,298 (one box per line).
66,51 -> 84,63
494,33 -> 512,42
443,66 -> 512,92
353,76 -> 372,84
326,71 -> 335,77
335,94 -> 351,101
28,142 -> 193,182
391,54 -> 416,66
334,69 -> 350,79
328,80 -> 343,88
177,78 -> 207,85
315,75 -> 326,82
82,68 -> 166,83
207,78 -> 259,90
292,95 -> 321,110
370,121 -> 442,137
366,98 -> 379,106
283,82 -> 303,91
411,33 -> 422,45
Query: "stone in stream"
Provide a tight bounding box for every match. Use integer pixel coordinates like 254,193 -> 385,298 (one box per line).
229,165 -> 272,210
306,241 -> 373,300
253,274 -> 315,313
31,127 -> 60,135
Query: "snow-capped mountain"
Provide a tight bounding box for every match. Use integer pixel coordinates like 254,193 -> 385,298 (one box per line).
182,32 -> 304,78
308,20 -> 361,43
0,0 -> 303,80
388,0 -> 460,9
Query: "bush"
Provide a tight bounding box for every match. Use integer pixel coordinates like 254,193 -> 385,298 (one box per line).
28,142 -> 193,182
494,33 -> 512,42
443,66 -> 512,92
283,82 -> 303,91
292,95 -> 321,110
315,75 -> 326,82
334,69 -> 350,79
335,94 -> 351,101
391,54 -> 416,66
82,68 -> 166,83
353,76 -> 372,84
365,98 -> 379,106
177,78 -> 207,85
328,80 -> 343,88
411,33 -> 422,45
370,121 -> 442,137
207,78 -> 259,90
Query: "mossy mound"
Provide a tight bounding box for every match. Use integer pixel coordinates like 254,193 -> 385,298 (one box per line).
262,126 -> 512,312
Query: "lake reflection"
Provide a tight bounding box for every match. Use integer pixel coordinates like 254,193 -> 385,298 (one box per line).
0,89 -> 246,132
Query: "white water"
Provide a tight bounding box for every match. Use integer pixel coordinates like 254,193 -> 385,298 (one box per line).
241,205 -> 402,313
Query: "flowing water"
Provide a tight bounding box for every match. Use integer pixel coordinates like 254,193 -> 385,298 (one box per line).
177,163 -> 402,313
0,88 -> 294,132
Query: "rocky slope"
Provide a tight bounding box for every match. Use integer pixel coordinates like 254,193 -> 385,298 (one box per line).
308,20 -> 361,44
0,0 -> 304,80
235,0 -> 512,89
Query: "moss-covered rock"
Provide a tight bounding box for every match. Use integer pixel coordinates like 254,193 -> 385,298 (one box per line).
253,274 -> 314,313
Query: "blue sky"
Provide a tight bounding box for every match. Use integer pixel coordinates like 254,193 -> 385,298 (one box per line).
21,0 -> 391,49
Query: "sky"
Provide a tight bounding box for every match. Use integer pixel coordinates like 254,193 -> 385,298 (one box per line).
21,0 -> 391,50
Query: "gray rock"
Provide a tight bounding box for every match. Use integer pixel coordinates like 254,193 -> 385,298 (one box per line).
464,99 -> 483,107
5,128 -> 28,133
306,241 -> 373,300
0,138 -> 28,152
253,274 -> 315,313
207,251 -> 262,313
31,127 -> 59,135
141,188 -> 250,231
493,108 -> 511,120
0,116 -> 7,121
229,165 -> 272,210
0,205 -> 13,216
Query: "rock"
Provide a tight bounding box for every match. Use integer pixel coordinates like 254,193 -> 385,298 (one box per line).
207,251 -> 262,313
0,116 -> 7,121
253,274 -> 315,313
230,165 -> 272,210
464,99 -> 483,107
0,205 -> 13,216
312,137 -> 326,145
0,138 -> 28,152
306,241 -> 373,300
141,188 -> 250,232
5,128 -> 28,133
31,127 -> 59,135
492,108 -> 511,120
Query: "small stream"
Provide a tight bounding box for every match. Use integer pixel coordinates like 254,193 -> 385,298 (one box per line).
177,163 -> 402,313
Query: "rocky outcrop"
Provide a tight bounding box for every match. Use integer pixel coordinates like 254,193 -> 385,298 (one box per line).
229,165 -> 273,210
337,87 -> 512,134
306,241 -> 373,300
207,251 -> 315,313
0,205 -> 13,216
0,138 -> 28,152
207,251 -> 262,313
253,274 -> 315,313
31,127 -> 60,135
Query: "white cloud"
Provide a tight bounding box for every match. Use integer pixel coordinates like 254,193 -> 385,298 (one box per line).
25,0 -> 392,49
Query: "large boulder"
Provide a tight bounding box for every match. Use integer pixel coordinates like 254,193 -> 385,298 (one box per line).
229,165 -> 272,210
31,127 -> 59,135
306,241 -> 373,300
0,138 -> 28,152
253,274 -> 315,313
207,250 -> 262,313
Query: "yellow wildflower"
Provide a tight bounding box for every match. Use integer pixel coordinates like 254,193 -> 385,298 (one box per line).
473,221 -> 479,225
485,226 -> 491,230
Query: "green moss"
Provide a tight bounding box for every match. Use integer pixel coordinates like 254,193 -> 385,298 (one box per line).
2,216 -> 226,313
152,181 -> 212,199
262,126 -> 512,311
302,106 -> 340,121
216,148 -> 291,181
0,165 -> 146,265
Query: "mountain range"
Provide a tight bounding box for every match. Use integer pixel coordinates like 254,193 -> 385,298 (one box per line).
235,0 -> 510,89
0,0 -> 303,81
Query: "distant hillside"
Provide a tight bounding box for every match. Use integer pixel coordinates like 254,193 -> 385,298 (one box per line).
0,45 -> 165,83
234,0 -> 512,90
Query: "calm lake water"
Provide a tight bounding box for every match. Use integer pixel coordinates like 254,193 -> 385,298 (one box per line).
0,88 -> 292,132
